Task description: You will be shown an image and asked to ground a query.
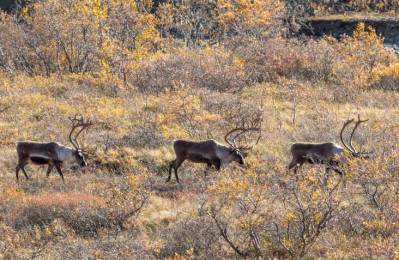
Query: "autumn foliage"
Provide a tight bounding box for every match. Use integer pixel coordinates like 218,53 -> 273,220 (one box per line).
0,0 -> 398,258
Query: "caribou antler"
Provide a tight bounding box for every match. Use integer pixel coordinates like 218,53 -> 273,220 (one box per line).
68,114 -> 93,151
225,114 -> 262,151
340,114 -> 371,158
340,118 -> 355,153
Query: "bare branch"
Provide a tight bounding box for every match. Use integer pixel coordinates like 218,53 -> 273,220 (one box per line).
208,209 -> 248,257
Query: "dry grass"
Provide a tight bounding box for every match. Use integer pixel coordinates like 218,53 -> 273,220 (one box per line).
0,78 -> 397,258
309,13 -> 399,21
0,1 -> 398,258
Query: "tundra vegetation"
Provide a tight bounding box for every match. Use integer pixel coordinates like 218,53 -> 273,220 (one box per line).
0,0 -> 398,259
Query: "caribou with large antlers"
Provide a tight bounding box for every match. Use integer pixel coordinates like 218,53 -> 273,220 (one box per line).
15,115 -> 93,182
288,115 -> 372,174
167,119 -> 262,183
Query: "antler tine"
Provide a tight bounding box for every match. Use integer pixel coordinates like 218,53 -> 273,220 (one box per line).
224,101 -> 263,151
73,119 -> 93,150
229,112 -> 263,151
68,114 -> 81,150
69,114 -> 85,127
68,114 -> 93,150
228,126 -> 256,145
237,126 -> 262,151
225,117 -> 262,151
225,128 -> 241,148
348,114 -> 369,156
252,119 -> 263,147
245,113 -> 263,150
340,118 -> 355,153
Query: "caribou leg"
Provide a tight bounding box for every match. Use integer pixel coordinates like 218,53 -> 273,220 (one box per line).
288,159 -> 299,171
15,163 -> 22,181
174,168 -> 180,183
173,158 -> 185,183
16,157 -> 29,181
289,158 -> 305,174
326,159 -> 344,176
213,159 -> 221,171
167,160 -> 174,182
15,165 -> 21,181
326,166 -> 344,176
54,163 -> 65,183
167,158 -> 185,183
205,162 -> 213,176
46,164 -> 54,177
21,166 -> 30,180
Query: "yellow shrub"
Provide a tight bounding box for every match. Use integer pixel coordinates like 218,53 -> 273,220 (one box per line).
375,63 -> 399,78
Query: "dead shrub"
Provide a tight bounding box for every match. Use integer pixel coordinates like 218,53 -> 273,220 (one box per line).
159,219 -> 222,259
8,193 -> 111,237
234,25 -> 394,97
129,49 -> 249,94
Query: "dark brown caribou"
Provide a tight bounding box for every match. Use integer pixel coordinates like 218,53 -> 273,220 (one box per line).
167,124 -> 262,183
288,115 -> 372,174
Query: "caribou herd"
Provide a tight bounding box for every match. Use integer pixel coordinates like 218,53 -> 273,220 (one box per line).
11,112 -> 372,183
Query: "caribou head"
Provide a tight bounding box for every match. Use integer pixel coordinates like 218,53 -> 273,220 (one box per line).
224,125 -> 262,165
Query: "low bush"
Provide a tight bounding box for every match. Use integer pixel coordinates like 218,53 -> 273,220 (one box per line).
8,193 -> 110,237
129,48 -> 249,94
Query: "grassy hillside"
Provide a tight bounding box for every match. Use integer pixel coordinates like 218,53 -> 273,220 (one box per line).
0,1 -> 399,259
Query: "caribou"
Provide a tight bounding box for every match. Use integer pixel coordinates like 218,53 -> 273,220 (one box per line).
288,115 -> 372,174
167,124 -> 262,183
15,115 -> 93,182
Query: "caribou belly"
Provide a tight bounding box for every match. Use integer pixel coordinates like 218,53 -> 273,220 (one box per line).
28,153 -> 52,165
187,153 -> 212,163
30,156 -> 50,165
